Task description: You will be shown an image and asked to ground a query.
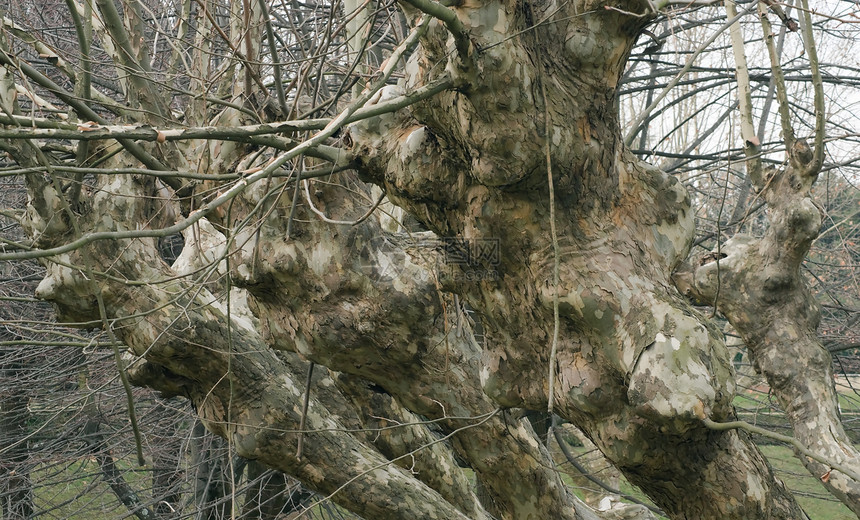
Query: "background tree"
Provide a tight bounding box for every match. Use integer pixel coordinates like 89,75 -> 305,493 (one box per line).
0,0 -> 859,519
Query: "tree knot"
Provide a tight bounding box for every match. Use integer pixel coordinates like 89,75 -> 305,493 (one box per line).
790,138 -> 814,168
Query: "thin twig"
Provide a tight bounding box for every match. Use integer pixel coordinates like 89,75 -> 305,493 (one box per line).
760,1 -> 795,150
703,418 -> 860,483
551,427 -> 665,515
295,408 -> 501,518
303,180 -> 386,225
296,362 -> 315,461
624,1 -> 759,146
725,0 -> 763,185
0,44 -> 175,184
257,0 -> 288,115
542,80 -> 561,414
0,75 -> 452,140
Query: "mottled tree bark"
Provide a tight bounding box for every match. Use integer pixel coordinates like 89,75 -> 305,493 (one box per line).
19,123 -> 601,519
674,144 -> 860,513
7,0 -> 846,517
230,176 -> 596,519
335,374 -> 486,517
348,0 -> 808,517
554,425 -> 657,520
25,172 -> 476,519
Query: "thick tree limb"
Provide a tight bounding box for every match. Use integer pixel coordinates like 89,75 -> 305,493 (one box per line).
398,0 -> 471,59
674,169 -> 860,513
28,175 -> 481,520
93,0 -> 171,123
797,0 -> 825,176
7,0 -> 849,518
232,174 -> 598,519
672,3 -> 859,512
552,426 -> 662,517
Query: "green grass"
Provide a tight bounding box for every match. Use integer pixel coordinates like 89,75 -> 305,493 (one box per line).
31,459 -> 143,519
733,392 -> 860,415
28,458 -> 357,520
761,445 -> 855,520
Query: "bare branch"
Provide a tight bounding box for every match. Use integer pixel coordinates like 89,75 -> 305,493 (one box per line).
725,0 -> 763,185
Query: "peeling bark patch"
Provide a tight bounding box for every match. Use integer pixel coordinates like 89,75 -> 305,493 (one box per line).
628,327 -> 719,423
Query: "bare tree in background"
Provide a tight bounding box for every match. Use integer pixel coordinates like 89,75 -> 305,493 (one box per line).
0,0 -> 859,519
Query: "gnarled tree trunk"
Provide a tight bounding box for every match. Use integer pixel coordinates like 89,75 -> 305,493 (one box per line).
348,0 -> 808,517
4,0 -> 854,518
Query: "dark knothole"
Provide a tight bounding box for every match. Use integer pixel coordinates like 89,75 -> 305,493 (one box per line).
158,233 -> 184,266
